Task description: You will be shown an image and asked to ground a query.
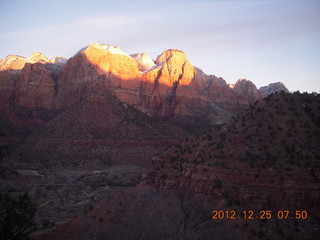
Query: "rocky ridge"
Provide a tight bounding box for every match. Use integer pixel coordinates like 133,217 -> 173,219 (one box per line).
1,43 -> 287,122
260,82 -> 289,97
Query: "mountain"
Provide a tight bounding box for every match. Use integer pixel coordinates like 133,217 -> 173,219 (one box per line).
0,52 -> 67,71
233,79 -> 262,104
130,52 -> 155,72
42,92 -> 320,240
7,95 -> 187,168
1,43 -> 284,128
260,82 -> 289,97
0,43 -> 277,170
0,43 -> 300,239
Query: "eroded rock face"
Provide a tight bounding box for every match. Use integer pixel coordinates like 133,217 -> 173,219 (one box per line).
56,45 -> 207,118
137,49 -> 198,117
259,82 -> 289,97
233,79 -> 262,104
0,55 -> 26,71
26,52 -> 49,63
15,63 -> 60,109
1,43 -> 290,125
0,52 -> 66,109
0,70 -> 18,109
56,43 -> 141,109
153,49 -> 195,86
0,52 -> 56,71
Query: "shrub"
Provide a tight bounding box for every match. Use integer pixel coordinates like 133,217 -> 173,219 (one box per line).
214,178 -> 222,189
0,193 -> 36,240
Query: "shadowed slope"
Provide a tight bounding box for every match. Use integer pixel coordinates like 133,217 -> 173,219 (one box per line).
42,92 -> 320,240
5,95 -> 188,168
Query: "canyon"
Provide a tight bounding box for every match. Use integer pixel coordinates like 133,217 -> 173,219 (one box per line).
2,43 -> 318,240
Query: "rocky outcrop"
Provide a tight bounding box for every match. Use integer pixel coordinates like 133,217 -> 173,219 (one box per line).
15,62 -> 61,109
0,70 -> 18,109
0,52 -> 59,71
136,49 -> 198,117
148,49 -> 195,86
56,43 -> 141,109
260,82 -> 289,97
56,45 -> 210,119
233,79 -> 262,104
0,55 -> 26,71
26,52 -> 49,63
0,52 -> 66,109
1,43 -> 290,126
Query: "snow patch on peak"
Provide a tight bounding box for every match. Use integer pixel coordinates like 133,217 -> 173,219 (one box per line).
50,56 -> 68,65
131,52 -> 155,72
77,43 -> 131,57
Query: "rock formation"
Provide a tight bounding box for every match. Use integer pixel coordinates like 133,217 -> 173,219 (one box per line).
259,82 -> 289,97
233,78 -> 262,104
15,62 -> 60,109
0,43 -> 289,125
56,43 -> 141,109
0,51 -> 64,71
131,52 -> 155,72
0,55 -> 27,71
0,70 -> 18,109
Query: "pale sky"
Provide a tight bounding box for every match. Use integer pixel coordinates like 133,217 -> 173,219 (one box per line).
1,0 -> 319,92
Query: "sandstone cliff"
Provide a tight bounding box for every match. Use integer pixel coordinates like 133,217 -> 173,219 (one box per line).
0,43 -> 290,126
56,43 -> 141,109
233,78 -> 262,104
15,62 -> 60,109
0,70 -> 18,109
260,82 -> 289,97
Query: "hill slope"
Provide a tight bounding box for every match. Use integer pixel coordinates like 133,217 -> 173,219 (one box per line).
4,95 -> 188,168
42,92 -> 320,240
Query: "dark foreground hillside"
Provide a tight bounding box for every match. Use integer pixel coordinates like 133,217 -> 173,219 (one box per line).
41,92 -> 320,240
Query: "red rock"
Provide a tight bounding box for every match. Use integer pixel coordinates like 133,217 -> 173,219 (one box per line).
0,70 -> 18,109
259,82 -> 289,97
1,44 -> 289,125
56,43 -> 141,109
0,52 -> 52,71
0,55 -> 26,71
233,79 -> 262,104
15,63 -> 59,109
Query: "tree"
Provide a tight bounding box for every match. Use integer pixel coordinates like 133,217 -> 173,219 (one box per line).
0,133 -> 9,163
0,193 -> 36,240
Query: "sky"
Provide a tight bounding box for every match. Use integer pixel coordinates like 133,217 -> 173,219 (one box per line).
0,0 -> 319,92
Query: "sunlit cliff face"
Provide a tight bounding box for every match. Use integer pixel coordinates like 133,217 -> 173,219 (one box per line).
79,43 -> 141,81
0,43 -> 266,117
79,43 -> 196,87
146,49 -> 196,86
0,52 -> 67,71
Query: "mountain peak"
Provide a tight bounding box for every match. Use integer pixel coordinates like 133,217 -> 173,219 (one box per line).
26,52 -> 49,63
260,82 -> 289,97
77,43 -> 130,58
131,52 -> 155,72
50,56 -> 68,65
156,49 -> 186,65
234,78 -> 262,104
